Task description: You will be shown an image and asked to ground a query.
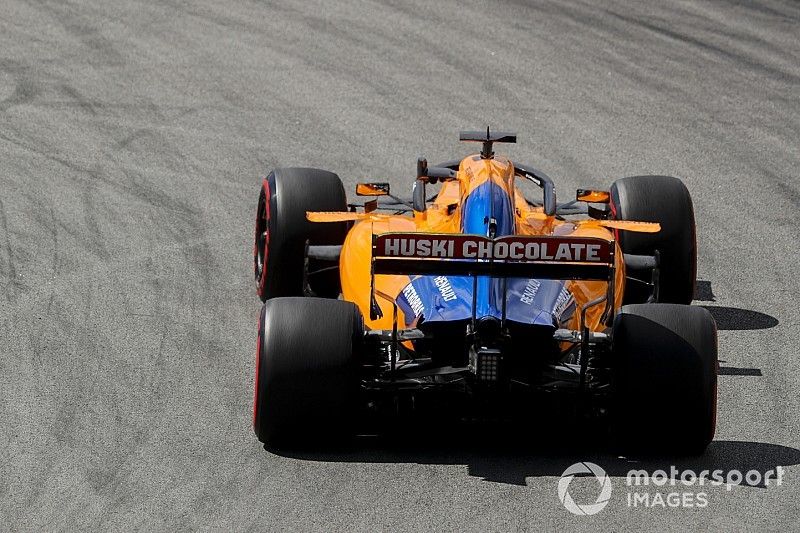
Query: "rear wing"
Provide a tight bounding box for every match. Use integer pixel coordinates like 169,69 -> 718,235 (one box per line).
369,232 -> 616,324
372,233 -> 614,280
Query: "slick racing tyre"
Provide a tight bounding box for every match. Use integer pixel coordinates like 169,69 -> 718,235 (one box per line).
610,175 -> 696,304
254,168 -> 347,301
253,297 -> 363,447
612,304 -> 718,455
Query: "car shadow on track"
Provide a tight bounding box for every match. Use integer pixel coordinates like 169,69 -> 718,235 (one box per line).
269,429 -> 800,487
694,280 -> 780,331
701,306 -> 779,331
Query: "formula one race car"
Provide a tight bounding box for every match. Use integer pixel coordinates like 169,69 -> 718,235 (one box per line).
252,130 -> 718,454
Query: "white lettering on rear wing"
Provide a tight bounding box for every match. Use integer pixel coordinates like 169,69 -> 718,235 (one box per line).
372,233 -> 613,280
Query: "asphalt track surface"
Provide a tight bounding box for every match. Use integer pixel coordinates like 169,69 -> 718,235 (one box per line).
2,0 -> 799,530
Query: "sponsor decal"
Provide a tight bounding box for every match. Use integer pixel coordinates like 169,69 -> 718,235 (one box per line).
374,234 -> 610,263
433,276 -> 458,302
520,279 -> 541,305
553,286 -> 576,320
401,283 -> 425,317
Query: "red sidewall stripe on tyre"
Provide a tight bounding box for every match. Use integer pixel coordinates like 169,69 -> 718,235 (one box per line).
253,308 -> 265,429
256,177 -> 271,298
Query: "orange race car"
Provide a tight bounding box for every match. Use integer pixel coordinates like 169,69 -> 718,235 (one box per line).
251,130 -> 718,453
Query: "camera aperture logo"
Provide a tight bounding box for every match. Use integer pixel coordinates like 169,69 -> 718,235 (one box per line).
558,462 -> 613,516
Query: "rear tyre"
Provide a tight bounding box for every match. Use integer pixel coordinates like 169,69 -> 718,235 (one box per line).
612,304 -> 717,455
253,298 -> 363,447
610,175 -> 696,304
254,168 -> 347,301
